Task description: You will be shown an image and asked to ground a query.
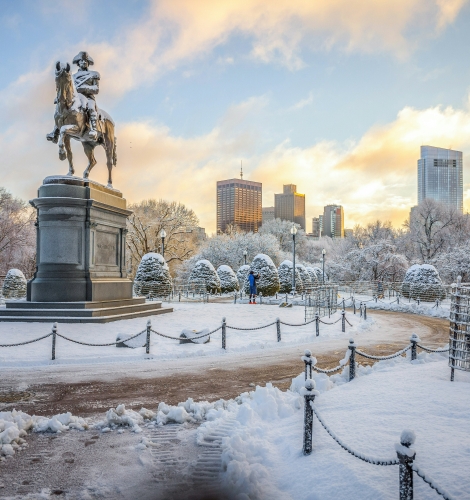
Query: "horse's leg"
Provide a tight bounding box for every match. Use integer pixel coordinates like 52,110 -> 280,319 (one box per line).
57,125 -> 78,162
82,142 -> 97,179
63,135 -> 74,175
104,138 -> 114,188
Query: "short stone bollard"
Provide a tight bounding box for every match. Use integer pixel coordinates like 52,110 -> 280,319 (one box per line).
410,333 -> 420,361
348,339 -> 356,381
315,312 -> 319,336
146,320 -> 151,354
222,317 -> 226,350
51,322 -> 57,360
341,310 -> 345,332
395,430 -> 416,500
302,349 -> 315,380
276,318 -> 281,342
301,379 -> 318,455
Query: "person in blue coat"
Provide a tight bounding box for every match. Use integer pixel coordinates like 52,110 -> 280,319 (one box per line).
248,270 -> 260,304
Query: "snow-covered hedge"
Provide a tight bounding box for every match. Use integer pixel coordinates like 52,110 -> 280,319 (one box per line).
188,259 -> 221,294
278,260 -> 303,294
244,254 -> 280,296
401,264 -> 446,301
306,266 -> 320,286
2,269 -> 27,299
133,253 -> 172,297
217,265 -> 239,293
296,264 -> 312,291
237,265 -> 250,291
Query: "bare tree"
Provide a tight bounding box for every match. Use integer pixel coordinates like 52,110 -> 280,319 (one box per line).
405,200 -> 461,262
126,199 -> 200,276
0,187 -> 36,277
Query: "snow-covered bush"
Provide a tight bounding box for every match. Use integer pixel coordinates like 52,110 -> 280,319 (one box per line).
306,266 -> 320,286
401,264 -> 446,301
2,268 -> 27,299
278,260 -> 303,294
133,253 -> 172,298
244,254 -> 280,296
296,264 -> 313,291
236,265 -> 250,290
217,265 -> 239,293
188,260 -> 221,294
312,266 -> 326,283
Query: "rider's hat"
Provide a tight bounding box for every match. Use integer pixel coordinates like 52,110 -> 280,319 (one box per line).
72,51 -> 94,66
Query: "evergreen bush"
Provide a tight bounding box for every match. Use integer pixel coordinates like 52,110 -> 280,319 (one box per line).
401,264 -> 446,301
237,264 -> 250,291
306,266 -> 320,286
2,269 -> 27,299
296,264 -> 313,291
133,253 -> 172,298
217,265 -> 239,293
278,260 -> 303,294
188,259 -> 221,294
244,254 -> 280,296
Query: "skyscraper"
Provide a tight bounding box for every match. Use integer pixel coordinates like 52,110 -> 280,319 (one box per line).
417,146 -> 463,212
311,217 -> 321,238
262,206 -> 275,224
322,205 -> 344,238
216,177 -> 262,234
274,184 -> 306,229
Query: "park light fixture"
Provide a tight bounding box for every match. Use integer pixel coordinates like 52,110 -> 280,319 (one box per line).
322,248 -> 326,283
291,224 -> 297,294
160,228 -> 167,257
243,250 -> 247,265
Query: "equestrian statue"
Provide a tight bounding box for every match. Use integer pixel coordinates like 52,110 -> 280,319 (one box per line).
46,51 -> 117,187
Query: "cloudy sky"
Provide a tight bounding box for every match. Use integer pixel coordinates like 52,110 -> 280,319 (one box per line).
1,0 -> 470,233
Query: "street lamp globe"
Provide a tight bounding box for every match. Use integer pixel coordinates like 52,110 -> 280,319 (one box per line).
160,229 -> 167,239
243,250 -> 247,265
290,224 -> 298,235
322,248 -> 326,256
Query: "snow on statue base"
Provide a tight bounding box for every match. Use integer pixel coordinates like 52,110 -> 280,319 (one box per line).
0,176 -> 173,323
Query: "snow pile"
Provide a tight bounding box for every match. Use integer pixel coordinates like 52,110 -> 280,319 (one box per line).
217,265 -> 239,293
0,409 -> 88,459
115,331 -> 146,348
2,269 -> 27,299
180,328 -> 210,344
363,296 -> 449,319
188,259 -> 221,293
133,252 -> 172,298
401,264 -> 446,301
244,254 -> 280,296
95,404 -> 155,433
278,260 -> 302,293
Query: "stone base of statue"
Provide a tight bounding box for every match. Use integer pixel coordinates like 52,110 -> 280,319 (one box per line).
0,176 -> 172,323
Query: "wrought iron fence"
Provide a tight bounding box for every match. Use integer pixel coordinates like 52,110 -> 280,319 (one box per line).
449,277 -> 470,380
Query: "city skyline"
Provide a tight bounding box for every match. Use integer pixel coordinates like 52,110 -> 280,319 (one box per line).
3,1 -> 470,234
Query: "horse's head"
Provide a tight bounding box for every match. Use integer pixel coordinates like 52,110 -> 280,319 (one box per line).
54,62 -> 74,108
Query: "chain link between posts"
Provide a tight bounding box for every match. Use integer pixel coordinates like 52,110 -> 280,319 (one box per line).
311,403 -> 399,466
56,329 -> 147,346
0,332 -> 52,347
416,343 -> 450,353
150,326 -> 221,340
355,344 -> 412,360
412,465 -> 454,500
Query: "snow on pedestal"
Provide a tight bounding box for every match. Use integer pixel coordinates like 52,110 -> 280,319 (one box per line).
278,260 -> 303,294
2,269 -> 27,300
401,264 -> 445,301
237,265 -> 250,291
133,252 -> 172,298
188,259 -> 221,294
244,254 -> 280,296
217,265 -> 239,293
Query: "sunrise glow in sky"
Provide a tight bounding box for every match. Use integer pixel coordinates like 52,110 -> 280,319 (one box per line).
1,0 -> 470,233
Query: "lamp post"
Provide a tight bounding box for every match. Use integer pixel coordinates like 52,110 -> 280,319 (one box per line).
321,248 -> 326,283
291,224 -> 298,294
243,250 -> 247,266
160,228 -> 167,258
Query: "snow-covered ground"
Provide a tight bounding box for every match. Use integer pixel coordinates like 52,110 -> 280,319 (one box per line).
1,351 -> 467,499
0,303 -> 372,369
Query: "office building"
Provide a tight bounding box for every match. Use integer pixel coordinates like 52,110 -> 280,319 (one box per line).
262,206 -> 275,224
274,184 -> 306,229
418,146 -> 463,212
322,205 -> 344,238
311,217 -> 322,238
216,177 -> 262,234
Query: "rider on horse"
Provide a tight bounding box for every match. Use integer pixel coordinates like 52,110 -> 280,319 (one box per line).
47,51 -> 100,143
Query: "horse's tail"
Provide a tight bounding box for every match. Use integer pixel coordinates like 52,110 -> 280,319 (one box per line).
113,136 -> 117,166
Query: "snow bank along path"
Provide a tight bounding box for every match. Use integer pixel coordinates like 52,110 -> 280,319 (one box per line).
0,303 -> 373,369
1,350 -> 467,499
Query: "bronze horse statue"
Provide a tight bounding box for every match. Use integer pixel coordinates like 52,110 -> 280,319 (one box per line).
51,62 -> 117,187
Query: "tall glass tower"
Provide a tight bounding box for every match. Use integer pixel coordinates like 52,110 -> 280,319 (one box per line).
418,146 -> 463,212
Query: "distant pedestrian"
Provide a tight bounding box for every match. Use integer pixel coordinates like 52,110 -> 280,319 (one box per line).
248,270 -> 260,304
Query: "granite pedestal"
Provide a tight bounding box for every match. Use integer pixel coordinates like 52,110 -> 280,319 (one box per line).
0,176 -> 172,322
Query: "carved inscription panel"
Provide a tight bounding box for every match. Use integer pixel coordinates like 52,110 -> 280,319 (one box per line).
95,230 -> 119,266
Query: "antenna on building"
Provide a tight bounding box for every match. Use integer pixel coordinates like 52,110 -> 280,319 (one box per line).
240,160 -> 243,180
